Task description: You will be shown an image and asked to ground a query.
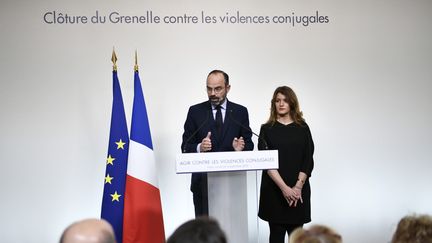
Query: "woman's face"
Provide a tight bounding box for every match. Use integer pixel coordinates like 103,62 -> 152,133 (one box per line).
275,92 -> 290,117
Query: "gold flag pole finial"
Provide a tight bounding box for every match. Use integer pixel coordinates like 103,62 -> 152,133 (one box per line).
111,47 -> 118,71
134,50 -> 139,72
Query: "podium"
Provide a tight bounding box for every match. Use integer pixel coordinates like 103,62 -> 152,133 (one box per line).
176,150 -> 278,242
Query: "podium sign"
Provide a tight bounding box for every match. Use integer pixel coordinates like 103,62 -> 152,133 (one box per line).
175,150 -> 278,173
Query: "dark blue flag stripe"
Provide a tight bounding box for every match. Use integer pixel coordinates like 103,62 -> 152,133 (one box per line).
130,71 -> 153,149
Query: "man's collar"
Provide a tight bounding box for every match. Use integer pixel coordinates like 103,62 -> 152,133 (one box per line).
212,99 -> 227,110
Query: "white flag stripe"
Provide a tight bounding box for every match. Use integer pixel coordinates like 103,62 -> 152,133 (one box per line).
127,140 -> 158,188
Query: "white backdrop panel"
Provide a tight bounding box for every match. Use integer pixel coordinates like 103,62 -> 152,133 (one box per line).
1,0 -> 431,242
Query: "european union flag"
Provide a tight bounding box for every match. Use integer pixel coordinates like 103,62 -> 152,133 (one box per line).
101,68 -> 129,243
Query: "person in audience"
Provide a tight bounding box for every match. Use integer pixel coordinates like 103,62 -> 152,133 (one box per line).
167,217 -> 227,243
391,214 -> 432,243
60,218 -> 116,243
289,224 -> 342,243
258,86 -> 315,243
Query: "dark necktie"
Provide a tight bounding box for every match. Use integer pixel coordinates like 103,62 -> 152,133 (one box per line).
215,105 -> 223,136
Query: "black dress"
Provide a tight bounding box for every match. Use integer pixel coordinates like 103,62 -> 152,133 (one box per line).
258,121 -> 314,224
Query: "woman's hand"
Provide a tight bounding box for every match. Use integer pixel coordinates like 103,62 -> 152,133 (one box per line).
291,187 -> 303,207
282,186 -> 301,207
266,170 -> 303,207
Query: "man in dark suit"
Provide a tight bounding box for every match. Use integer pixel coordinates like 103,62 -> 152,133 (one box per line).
181,69 -> 254,217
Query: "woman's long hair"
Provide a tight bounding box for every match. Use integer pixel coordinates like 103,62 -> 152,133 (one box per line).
266,86 -> 305,125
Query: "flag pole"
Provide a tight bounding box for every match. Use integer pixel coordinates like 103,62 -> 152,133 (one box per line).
112,47 -> 118,71
134,50 -> 138,72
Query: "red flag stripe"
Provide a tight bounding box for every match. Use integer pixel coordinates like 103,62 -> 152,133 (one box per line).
123,175 -> 165,243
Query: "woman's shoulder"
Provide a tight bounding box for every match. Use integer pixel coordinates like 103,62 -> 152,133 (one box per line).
296,121 -> 313,136
300,121 -> 309,127
297,121 -> 312,131
260,122 -> 274,130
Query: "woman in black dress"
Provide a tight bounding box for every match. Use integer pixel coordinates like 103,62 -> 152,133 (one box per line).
258,86 -> 314,243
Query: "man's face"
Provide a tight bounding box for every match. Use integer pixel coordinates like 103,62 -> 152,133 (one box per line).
206,73 -> 230,106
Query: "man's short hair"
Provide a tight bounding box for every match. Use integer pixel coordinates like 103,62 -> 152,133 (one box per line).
208,70 -> 229,86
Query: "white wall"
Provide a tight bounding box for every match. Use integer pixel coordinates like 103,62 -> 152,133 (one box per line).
1,0 -> 431,242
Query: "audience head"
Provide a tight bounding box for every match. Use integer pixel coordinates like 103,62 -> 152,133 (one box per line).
60,218 -> 116,243
289,224 -> 342,243
391,214 -> 432,243
167,217 -> 227,243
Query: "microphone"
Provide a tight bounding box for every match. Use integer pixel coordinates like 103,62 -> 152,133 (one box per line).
228,110 -> 269,150
182,110 -> 210,153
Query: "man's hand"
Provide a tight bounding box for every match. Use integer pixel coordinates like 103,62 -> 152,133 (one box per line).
199,132 -> 212,152
232,136 -> 245,151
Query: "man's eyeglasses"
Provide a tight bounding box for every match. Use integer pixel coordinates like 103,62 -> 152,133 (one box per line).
206,86 -> 225,94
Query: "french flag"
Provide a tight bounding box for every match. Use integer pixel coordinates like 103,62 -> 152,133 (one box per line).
123,69 -> 165,243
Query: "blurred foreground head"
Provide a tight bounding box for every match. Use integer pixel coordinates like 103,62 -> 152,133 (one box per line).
290,224 -> 342,243
167,217 -> 227,243
60,218 -> 116,243
392,214 -> 432,243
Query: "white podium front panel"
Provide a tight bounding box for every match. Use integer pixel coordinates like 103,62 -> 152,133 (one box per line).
208,171 -> 249,243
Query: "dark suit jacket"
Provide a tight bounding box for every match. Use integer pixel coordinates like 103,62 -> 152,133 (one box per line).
181,100 -> 254,192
